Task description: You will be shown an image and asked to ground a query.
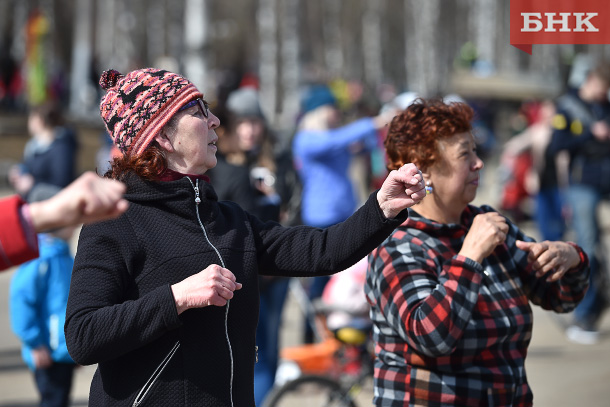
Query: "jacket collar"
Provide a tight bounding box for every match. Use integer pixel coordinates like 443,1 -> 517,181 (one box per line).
123,172 -> 219,219
404,205 -> 484,237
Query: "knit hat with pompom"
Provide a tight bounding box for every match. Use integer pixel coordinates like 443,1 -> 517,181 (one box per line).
99,68 -> 202,155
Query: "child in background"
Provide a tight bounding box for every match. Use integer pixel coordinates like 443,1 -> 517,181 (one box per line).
9,186 -> 77,407
321,257 -> 371,334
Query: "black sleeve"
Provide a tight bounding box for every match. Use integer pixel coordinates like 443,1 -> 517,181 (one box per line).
64,221 -> 182,365
251,190 -> 408,277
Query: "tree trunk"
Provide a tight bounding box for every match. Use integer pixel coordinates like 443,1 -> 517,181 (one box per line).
472,0 -> 496,70
323,0 -> 343,78
11,0 -> 30,67
183,0 -> 211,96
258,0 -> 278,126
405,0 -> 440,97
112,0 -> 136,73
96,0 -> 115,67
167,0 -> 185,69
147,0 -> 166,65
69,0 -> 93,116
279,0 -> 300,135
362,0 -> 383,88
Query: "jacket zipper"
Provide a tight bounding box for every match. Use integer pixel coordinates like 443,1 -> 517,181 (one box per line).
188,177 -> 235,407
132,341 -> 181,407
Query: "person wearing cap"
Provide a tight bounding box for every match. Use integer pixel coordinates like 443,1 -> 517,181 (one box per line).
208,86 -> 281,221
64,67 -> 426,407
292,84 -> 395,343
9,185 -> 78,407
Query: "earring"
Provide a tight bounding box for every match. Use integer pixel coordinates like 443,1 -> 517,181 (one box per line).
425,181 -> 433,195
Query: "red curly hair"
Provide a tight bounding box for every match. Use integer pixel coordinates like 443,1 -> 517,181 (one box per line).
384,98 -> 474,172
103,142 -> 167,182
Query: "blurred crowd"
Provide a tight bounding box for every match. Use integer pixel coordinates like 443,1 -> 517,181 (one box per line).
1,47 -> 610,406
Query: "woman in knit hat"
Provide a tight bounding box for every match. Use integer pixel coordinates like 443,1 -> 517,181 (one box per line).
64,67 -> 425,407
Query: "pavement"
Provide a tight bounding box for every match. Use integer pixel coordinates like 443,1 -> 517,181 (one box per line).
1,166 -> 610,406
3,273 -> 609,407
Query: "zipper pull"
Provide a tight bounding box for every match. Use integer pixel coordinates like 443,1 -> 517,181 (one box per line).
194,179 -> 201,204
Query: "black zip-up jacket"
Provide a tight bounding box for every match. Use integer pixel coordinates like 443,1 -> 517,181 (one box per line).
65,173 -> 408,407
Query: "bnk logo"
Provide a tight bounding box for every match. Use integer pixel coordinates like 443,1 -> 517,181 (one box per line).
521,13 -> 599,33
510,0 -> 609,54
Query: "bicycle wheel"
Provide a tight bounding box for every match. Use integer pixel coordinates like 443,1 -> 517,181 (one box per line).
263,375 -> 357,407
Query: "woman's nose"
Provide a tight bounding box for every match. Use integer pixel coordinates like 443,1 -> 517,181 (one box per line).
208,112 -> 220,128
473,155 -> 484,170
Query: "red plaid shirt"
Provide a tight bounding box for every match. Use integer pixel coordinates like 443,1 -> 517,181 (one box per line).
365,205 -> 589,407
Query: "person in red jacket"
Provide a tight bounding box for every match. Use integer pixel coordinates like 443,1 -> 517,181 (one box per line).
0,171 -> 128,271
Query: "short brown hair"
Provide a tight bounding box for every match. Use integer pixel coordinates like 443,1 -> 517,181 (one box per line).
591,61 -> 610,84
30,101 -> 64,128
384,98 -> 474,172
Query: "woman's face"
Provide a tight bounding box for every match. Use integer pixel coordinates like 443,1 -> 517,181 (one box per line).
428,131 -> 484,210
164,101 -> 221,174
235,118 -> 265,152
27,113 -> 44,137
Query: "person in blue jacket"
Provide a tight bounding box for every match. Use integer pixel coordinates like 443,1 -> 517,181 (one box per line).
292,84 -> 395,342
9,186 -> 77,407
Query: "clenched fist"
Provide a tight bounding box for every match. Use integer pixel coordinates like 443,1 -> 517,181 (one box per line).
459,212 -> 509,264
171,264 -> 243,314
377,163 -> 426,219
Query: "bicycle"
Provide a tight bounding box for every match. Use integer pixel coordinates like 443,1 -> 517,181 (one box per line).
262,279 -> 374,407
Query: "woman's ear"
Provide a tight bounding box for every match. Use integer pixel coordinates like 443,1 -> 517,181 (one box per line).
154,131 -> 174,153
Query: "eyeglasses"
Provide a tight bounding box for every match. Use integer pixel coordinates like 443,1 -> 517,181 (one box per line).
179,98 -> 209,118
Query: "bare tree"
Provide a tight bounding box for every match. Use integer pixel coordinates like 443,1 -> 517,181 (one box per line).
96,0 -> 115,68
363,0 -> 384,88
11,0 -> 30,67
183,0 -> 211,95
69,0 -> 94,116
405,0 -> 441,97
279,0 -> 301,134
113,0 -> 136,73
323,0 -> 344,78
167,0 -> 185,69
258,0 -> 278,125
471,0 -> 497,69
147,0 -> 166,65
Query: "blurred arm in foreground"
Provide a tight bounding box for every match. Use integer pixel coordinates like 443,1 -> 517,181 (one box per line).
0,171 -> 128,271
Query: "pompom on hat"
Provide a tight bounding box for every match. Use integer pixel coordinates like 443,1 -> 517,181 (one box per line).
99,68 -> 203,155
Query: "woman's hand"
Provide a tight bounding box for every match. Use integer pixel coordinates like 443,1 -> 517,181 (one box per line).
171,264 -> 243,314
377,163 -> 426,219
516,240 -> 581,282
9,165 -> 34,196
459,212 -> 509,264
31,346 -> 53,369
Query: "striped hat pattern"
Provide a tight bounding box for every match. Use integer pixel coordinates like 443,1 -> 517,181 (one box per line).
99,68 -> 202,155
